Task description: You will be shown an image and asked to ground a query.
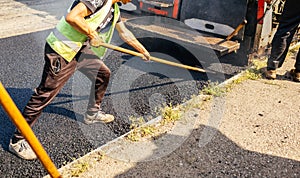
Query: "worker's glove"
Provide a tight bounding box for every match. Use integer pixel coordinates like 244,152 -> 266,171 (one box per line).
89,31 -> 104,47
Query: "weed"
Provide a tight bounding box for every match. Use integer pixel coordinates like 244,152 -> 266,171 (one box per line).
126,104 -> 183,142
129,116 -> 145,129
127,125 -> 157,142
139,125 -> 156,137
126,129 -> 140,142
70,161 -> 89,177
289,42 -> 300,54
160,104 -> 181,125
201,82 -> 226,97
251,59 -> 267,70
182,95 -> 200,112
226,60 -> 264,91
127,116 -> 157,142
244,68 -> 262,80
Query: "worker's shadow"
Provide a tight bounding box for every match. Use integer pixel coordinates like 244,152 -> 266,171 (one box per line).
115,125 -> 300,177
0,88 -> 79,150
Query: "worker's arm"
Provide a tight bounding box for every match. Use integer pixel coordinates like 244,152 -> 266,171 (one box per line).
65,2 -> 103,46
116,21 -> 151,60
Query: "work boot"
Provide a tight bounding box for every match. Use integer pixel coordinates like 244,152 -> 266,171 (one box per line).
84,111 -> 114,125
9,139 -> 37,160
290,69 -> 300,82
264,70 -> 276,79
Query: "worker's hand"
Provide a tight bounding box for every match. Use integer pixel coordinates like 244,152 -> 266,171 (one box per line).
89,31 -> 104,47
264,0 -> 272,4
141,50 -> 151,61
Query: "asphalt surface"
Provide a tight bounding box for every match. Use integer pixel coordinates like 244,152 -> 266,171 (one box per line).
0,1 -> 245,177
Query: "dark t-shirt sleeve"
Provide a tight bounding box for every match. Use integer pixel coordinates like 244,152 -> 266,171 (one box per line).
80,0 -> 106,13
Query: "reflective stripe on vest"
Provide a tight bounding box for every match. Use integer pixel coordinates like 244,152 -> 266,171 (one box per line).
46,0 -> 119,62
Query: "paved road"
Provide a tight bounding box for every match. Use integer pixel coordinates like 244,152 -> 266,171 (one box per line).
0,0 -> 66,38
0,1 -> 244,177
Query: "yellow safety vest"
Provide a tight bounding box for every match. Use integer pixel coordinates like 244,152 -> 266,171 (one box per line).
46,0 -> 120,62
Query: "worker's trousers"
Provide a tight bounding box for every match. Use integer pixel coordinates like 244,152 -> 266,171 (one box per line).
267,0 -> 300,71
14,43 -> 111,139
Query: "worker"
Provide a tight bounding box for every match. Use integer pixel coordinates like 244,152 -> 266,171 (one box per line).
9,0 -> 150,160
264,0 -> 300,82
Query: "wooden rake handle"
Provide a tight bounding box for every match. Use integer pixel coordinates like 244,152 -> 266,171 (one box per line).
226,19 -> 247,41
100,43 -> 206,73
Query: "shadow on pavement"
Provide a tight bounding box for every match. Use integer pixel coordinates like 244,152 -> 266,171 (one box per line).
115,125 -> 300,177
0,87 -> 81,151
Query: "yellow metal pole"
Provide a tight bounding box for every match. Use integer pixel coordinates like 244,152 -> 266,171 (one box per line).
100,43 -> 206,73
0,82 -> 61,178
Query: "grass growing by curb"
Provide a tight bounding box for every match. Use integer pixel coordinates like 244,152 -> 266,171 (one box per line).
60,151 -> 106,177
226,59 -> 265,91
160,104 -> 181,125
230,68 -> 261,85
126,116 -> 157,142
237,61 -> 263,81
127,125 -> 157,142
289,42 -> 300,54
70,161 -> 89,177
126,104 -> 181,142
201,82 -> 226,97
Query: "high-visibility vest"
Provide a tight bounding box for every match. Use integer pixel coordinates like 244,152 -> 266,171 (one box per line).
46,0 -> 120,62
